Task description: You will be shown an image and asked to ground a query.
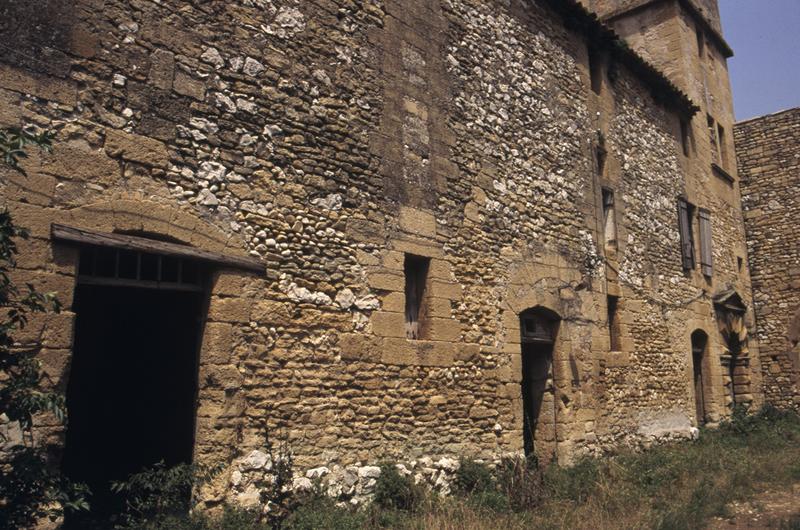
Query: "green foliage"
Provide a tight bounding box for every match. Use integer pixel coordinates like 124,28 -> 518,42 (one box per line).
0,126 -> 88,527
258,429 -> 300,529
110,462 -> 215,529
125,506 -> 269,530
373,463 -> 423,512
0,127 -> 53,175
453,459 -> 495,496
283,494 -> 366,530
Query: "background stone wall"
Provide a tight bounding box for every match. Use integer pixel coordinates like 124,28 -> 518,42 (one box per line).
736,108 -> 800,410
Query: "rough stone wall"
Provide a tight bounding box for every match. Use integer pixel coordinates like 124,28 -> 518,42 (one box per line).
595,0 -> 762,414
0,0 -> 759,512
736,108 -> 800,410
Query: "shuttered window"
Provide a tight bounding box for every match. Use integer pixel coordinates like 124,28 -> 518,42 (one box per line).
678,198 -> 695,270
699,208 -> 713,277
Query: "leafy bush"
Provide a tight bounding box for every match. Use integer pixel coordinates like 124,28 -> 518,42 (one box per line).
283,494 -> 366,530
110,462 -> 221,529
0,127 -> 89,527
373,463 -> 423,512
452,459 -> 495,496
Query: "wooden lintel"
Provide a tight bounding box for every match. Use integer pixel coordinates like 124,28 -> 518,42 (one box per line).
51,223 -> 265,274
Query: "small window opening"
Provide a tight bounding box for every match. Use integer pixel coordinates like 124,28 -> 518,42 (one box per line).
717,123 -> 728,169
404,254 -> 430,340
699,208 -> 713,277
737,256 -> 744,272
588,47 -> 603,95
696,26 -> 705,57
707,115 -> 720,166
602,188 -> 617,252
608,295 -> 621,351
678,198 -> 696,271
680,119 -> 691,157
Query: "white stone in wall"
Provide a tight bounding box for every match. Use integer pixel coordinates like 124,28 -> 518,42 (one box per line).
200,47 -> 225,69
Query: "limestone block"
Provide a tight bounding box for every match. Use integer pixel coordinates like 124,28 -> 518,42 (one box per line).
39,139 -> 120,184
381,292 -> 405,313
208,297 -> 252,323
428,298 -> 451,318
200,322 -> 234,365
339,333 -> 382,361
149,49 -> 175,90
429,259 -> 452,280
398,206 -> 436,237
0,64 -> 77,106
104,129 -> 169,167
392,239 -> 442,258
426,318 -> 462,342
212,271 -> 247,296
367,272 -> 404,292
173,70 -> 206,101
370,311 -> 406,338
454,343 -> 480,362
429,280 -> 461,300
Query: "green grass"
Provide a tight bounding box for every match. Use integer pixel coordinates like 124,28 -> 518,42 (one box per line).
119,407 -> 800,530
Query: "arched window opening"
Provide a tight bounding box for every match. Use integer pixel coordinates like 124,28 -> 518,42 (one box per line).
691,329 -> 709,425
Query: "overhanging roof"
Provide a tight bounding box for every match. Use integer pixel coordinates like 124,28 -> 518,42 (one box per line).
539,0 -> 701,118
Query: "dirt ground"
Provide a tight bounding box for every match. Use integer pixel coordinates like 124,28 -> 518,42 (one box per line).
708,484 -> 800,529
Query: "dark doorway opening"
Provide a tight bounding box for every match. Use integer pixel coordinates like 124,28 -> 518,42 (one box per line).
62,246 -> 208,525
691,330 -> 709,425
519,308 -> 559,460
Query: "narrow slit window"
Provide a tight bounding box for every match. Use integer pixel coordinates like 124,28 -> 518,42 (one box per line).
696,26 -> 705,57
404,254 -> 430,340
699,208 -> 713,277
680,119 -> 691,157
678,198 -> 696,271
608,295 -> 621,352
707,115 -> 720,166
717,123 -> 728,169
588,47 -> 603,95
602,188 -> 617,252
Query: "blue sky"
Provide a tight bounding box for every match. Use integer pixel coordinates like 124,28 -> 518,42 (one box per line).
720,0 -> 800,121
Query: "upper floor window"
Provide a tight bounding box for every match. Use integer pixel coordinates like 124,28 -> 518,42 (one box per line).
678,197 -> 696,271
680,119 -> 691,157
696,26 -> 705,58
602,188 -> 617,253
588,47 -> 603,95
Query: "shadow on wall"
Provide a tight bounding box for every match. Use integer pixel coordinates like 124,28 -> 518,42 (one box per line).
0,0 -> 76,77
789,307 -> 800,383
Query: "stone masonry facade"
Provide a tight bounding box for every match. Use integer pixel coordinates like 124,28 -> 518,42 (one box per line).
736,108 -> 800,411
0,0 -> 770,511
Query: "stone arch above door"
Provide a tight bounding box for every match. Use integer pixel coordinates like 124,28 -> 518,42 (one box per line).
63,198 -> 246,256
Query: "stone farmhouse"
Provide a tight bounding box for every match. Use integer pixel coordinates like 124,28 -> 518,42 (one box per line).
0,0 -> 792,510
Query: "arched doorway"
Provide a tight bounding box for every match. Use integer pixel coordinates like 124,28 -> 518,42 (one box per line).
691,329 -> 709,425
713,290 -> 751,410
519,307 -> 560,460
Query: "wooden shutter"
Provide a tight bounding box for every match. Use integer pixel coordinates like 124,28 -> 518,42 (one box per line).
699,208 -> 713,276
677,198 -> 695,270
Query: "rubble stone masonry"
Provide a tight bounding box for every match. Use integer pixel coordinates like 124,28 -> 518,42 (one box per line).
0,0 -> 762,509
736,108 -> 800,410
